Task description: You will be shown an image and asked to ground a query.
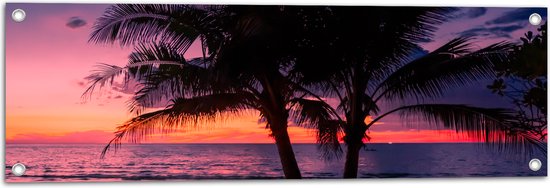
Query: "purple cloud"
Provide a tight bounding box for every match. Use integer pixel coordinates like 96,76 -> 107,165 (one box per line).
486,8 -> 547,25
66,16 -> 87,28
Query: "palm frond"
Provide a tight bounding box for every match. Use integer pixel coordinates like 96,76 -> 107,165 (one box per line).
101,93 -> 257,158
368,7 -> 457,63
83,42 -> 198,102
290,98 -> 336,127
369,104 -> 545,155
128,42 -> 188,78
127,66 -> 215,115
82,63 -> 125,101
81,60 -> 186,101
289,8 -> 457,86
101,108 -> 167,158
373,38 -> 514,102
90,4 -> 221,53
123,42 -> 230,115
316,120 -> 345,160
386,7 -> 457,43
289,98 -> 344,159
360,8 -> 458,84
90,4 -> 176,45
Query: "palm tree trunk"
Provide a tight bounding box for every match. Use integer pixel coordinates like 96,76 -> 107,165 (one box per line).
272,125 -> 302,179
343,142 -> 362,178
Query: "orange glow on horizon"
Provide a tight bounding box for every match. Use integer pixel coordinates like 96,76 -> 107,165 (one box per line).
6,117 -> 485,144
7,4 -> 543,146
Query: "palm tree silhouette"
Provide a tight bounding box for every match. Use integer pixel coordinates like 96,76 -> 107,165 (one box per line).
83,5 -> 341,179
289,7 -> 545,178
83,5 -> 544,179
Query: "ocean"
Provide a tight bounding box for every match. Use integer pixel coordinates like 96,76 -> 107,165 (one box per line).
4,143 -> 547,182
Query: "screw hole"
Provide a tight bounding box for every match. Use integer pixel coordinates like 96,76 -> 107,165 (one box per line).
529,158 -> 542,172
529,13 -> 542,26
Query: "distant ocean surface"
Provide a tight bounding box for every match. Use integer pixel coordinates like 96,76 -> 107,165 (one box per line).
5,143 -> 547,182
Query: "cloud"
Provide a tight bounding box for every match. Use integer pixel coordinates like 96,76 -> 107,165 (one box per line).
410,46 -> 430,59
457,25 -> 524,39
111,79 -> 140,95
79,77 -> 170,108
486,8 -> 547,25
66,16 -> 87,29
455,8 -> 487,19
110,80 -> 170,108
416,37 -> 434,43
465,8 -> 487,18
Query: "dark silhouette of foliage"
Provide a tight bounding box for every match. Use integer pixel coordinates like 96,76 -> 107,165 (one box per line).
287,7 -> 543,178
488,22 -> 547,141
85,5 -> 345,179
83,5 -> 546,179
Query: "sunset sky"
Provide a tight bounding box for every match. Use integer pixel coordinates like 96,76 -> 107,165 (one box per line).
5,4 -> 547,144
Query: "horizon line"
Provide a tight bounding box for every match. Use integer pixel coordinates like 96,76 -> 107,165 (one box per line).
7,141 -> 540,144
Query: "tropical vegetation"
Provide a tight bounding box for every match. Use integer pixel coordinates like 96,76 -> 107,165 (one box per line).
83,5 -> 546,179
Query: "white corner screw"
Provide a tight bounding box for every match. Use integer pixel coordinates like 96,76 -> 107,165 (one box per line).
12,9 -> 26,22
529,13 -> 542,26
529,158 -> 542,172
12,163 -> 27,176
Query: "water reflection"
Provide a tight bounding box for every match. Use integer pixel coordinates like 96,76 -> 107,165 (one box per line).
5,143 -> 546,182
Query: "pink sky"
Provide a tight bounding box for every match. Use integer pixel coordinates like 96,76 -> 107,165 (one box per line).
5,4 -> 546,144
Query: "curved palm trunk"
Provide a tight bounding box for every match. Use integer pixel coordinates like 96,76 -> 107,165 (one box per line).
259,73 -> 302,178
343,142 -> 362,178
271,123 -> 302,179
343,84 -> 367,178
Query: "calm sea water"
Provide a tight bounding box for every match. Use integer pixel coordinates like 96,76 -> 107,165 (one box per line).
5,143 -> 547,182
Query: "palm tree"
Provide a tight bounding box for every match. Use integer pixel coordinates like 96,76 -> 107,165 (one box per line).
83,5 -> 340,179
288,7 -> 545,178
